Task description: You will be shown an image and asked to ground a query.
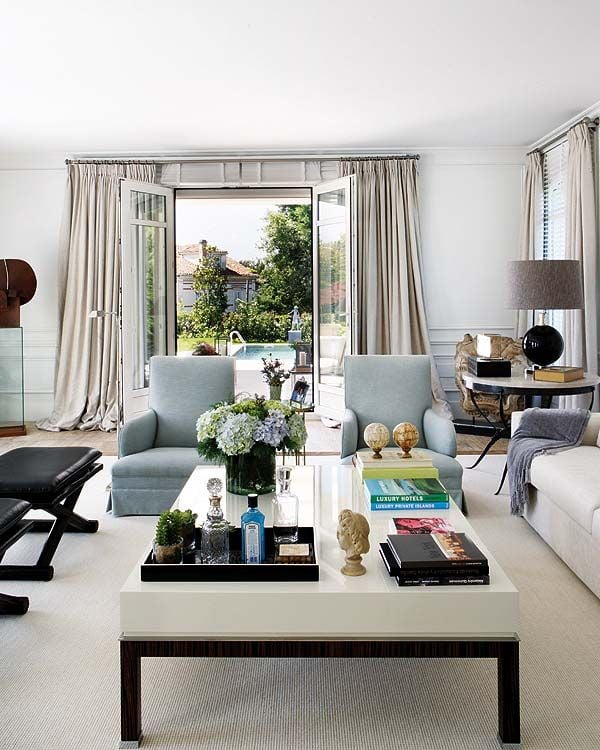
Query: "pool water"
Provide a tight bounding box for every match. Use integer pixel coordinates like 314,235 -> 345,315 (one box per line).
232,343 -> 295,361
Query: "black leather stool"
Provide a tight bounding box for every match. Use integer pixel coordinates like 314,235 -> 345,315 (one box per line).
0,447 -> 102,581
0,498 -> 33,614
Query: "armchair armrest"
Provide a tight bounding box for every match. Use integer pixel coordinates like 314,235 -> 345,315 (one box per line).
341,408 -> 359,459
423,408 -> 457,458
118,410 -> 158,458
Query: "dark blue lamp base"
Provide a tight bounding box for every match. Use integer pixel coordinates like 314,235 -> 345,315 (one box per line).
522,324 -> 564,367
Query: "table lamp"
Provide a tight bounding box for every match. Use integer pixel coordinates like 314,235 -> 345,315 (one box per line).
507,259 -> 583,367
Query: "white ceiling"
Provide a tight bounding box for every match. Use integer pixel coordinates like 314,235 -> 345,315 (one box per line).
2,0 -> 600,154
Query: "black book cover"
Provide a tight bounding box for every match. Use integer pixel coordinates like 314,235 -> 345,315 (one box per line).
385,532 -> 487,570
395,574 -> 490,587
379,542 -> 489,578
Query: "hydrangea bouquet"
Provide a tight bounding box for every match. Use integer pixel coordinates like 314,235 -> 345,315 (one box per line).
197,397 -> 307,494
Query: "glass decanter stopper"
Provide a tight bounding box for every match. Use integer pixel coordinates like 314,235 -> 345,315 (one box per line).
201,477 -> 229,564
273,465 -> 299,544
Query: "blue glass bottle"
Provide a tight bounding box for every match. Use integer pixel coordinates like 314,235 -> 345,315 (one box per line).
241,493 -> 265,564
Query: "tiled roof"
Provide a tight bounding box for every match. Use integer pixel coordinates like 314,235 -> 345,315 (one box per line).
175,244 -> 257,278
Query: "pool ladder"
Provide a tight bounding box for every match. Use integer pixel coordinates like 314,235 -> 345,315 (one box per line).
229,330 -> 246,345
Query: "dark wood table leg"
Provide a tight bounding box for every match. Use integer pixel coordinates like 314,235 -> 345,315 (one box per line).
120,640 -> 142,748
497,640 -> 521,746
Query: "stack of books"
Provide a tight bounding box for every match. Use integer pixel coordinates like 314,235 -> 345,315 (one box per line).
379,529 -> 489,587
353,448 -> 438,480
354,447 -> 450,511
363,477 -> 450,511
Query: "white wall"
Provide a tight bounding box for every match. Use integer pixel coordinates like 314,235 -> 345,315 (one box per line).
0,154 -> 66,420
0,149 -> 524,422
419,148 -> 525,415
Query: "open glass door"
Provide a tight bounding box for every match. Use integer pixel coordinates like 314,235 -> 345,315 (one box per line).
120,181 -> 175,423
312,176 -> 356,420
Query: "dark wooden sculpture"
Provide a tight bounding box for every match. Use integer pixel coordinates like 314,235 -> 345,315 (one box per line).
0,259 -> 37,327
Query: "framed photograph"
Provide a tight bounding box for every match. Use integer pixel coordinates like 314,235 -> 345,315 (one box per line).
290,378 -> 309,406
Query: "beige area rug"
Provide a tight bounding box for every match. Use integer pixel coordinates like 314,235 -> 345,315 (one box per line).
1,456 -> 600,750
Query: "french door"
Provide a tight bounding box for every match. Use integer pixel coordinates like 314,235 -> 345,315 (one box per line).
120,181 -> 175,423
312,175 -> 356,419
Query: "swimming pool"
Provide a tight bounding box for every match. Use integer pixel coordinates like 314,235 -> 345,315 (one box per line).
231,343 -> 295,361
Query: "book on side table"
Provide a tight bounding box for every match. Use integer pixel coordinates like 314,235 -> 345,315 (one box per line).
533,366 -> 584,383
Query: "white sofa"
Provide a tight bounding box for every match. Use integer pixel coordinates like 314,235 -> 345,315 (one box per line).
512,410 -> 600,598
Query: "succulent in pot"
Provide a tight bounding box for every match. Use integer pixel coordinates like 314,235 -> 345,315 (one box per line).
171,508 -> 198,554
153,511 -> 183,564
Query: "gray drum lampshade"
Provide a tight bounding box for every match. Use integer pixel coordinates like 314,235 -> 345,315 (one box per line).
507,260 -> 584,310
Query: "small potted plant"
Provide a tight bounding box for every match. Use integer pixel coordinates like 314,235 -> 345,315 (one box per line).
261,357 -> 290,400
171,508 -> 197,553
153,511 -> 183,564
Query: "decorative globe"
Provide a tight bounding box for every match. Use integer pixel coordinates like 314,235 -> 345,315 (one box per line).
393,422 -> 419,458
363,422 -> 390,459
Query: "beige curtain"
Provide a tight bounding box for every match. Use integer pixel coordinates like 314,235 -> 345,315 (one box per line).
339,158 -> 450,416
39,162 -> 156,431
516,151 -> 543,337
563,123 -> 598,408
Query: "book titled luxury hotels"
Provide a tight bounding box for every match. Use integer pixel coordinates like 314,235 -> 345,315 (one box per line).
364,477 -> 450,510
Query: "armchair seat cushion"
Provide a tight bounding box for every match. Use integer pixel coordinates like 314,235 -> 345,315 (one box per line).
112,447 -> 202,480
0,447 -> 102,505
111,448 -> 210,517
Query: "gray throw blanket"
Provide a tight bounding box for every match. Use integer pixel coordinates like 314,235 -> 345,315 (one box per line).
508,408 -> 590,516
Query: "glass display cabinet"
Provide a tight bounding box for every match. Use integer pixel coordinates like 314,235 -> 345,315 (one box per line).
0,327 -> 26,436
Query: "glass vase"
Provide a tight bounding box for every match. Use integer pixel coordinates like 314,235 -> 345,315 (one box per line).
269,384 -> 282,400
226,447 -> 276,495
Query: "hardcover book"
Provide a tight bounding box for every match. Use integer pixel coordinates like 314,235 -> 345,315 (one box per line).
364,477 -> 449,503
367,500 -> 450,512
385,532 -> 487,570
395,574 -> 490,587
533,366 -> 584,383
379,542 -> 489,578
354,448 -> 433,470
357,465 -> 440,481
388,517 -> 455,535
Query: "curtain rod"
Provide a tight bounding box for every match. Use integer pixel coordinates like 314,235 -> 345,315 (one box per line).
67,152 -> 419,164
66,159 -> 155,165
338,154 -> 419,161
528,116 -> 599,155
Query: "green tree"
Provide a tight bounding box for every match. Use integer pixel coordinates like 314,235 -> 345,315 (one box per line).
191,246 -> 228,335
254,205 -> 312,315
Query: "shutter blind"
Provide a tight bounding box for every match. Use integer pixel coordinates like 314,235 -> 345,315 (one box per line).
541,140 -> 569,260
541,139 -> 569,336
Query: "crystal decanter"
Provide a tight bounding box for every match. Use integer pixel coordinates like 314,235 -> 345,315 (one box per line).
272,465 -> 299,544
200,477 -> 229,564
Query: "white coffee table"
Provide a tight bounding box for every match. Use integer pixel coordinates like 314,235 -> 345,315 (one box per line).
120,465 -> 520,748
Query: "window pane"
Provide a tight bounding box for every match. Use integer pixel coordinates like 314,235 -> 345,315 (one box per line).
318,188 -> 345,220
131,190 -> 166,222
318,222 -> 348,388
130,225 -> 167,389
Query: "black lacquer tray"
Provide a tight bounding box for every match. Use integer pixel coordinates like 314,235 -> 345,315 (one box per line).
140,526 -> 319,582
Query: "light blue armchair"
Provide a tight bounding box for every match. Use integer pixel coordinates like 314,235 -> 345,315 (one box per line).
110,355 -> 235,516
341,355 -> 463,508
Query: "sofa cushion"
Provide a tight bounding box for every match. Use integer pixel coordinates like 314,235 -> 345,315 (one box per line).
112,447 -> 201,480
530,446 -> 600,533
591,509 -> 600,544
